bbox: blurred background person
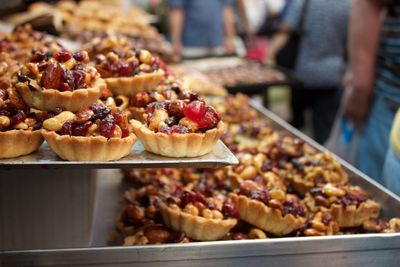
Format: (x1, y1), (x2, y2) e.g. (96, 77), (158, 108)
(344, 0), (400, 186)
(267, 0), (351, 144)
(168, 0), (236, 60)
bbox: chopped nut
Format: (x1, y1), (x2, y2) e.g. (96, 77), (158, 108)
(211, 210), (224, 220)
(0, 62), (8, 75)
(136, 235), (149, 245)
(270, 189), (286, 201)
(201, 208), (213, 219)
(303, 229), (322, 236)
(24, 118), (37, 127)
(179, 117), (198, 132)
(43, 111), (76, 132)
(0, 116), (10, 130)
(139, 50), (153, 65)
(323, 183), (345, 197)
(106, 52), (119, 62)
(239, 166), (257, 180)
(126, 205), (145, 222)
(149, 109), (168, 131)
(183, 203), (199, 216)
(248, 228), (267, 239)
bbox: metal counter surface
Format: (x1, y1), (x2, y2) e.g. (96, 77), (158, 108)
(3, 102), (400, 267)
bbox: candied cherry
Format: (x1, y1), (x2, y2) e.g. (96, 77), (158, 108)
(72, 70), (86, 89)
(10, 110), (26, 126)
(60, 120), (75, 135)
(30, 52), (45, 62)
(222, 201), (239, 219)
(183, 100), (206, 123)
(99, 114), (116, 138)
(54, 51), (71, 63)
(121, 128), (130, 138)
(72, 121), (93, 136)
(72, 51), (85, 62)
(197, 106), (219, 129)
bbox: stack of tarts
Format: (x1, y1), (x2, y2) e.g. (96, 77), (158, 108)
(14, 49), (136, 161)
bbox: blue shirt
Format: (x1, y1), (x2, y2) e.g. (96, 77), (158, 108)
(375, 0), (400, 100)
(284, 0), (350, 88)
(169, 0), (234, 48)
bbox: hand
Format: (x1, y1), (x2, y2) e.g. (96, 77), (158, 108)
(342, 70), (373, 125)
(224, 38), (235, 55)
(172, 41), (182, 62)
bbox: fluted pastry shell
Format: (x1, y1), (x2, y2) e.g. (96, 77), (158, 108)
(130, 120), (225, 157)
(329, 201), (380, 228)
(230, 193), (306, 236)
(304, 194), (380, 228)
(160, 203), (237, 241)
(15, 78), (106, 112)
(0, 130), (43, 159)
(42, 130), (136, 161)
(105, 70), (164, 96)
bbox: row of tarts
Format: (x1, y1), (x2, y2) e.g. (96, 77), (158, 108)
(114, 94), (400, 245)
(0, 25), (224, 160)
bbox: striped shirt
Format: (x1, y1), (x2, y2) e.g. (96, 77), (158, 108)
(376, 0), (400, 100)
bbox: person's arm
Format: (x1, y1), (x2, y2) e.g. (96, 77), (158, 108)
(223, 4), (236, 54)
(343, 0), (388, 124)
(266, 24), (291, 63)
(169, 5), (184, 60)
(236, 0), (251, 36)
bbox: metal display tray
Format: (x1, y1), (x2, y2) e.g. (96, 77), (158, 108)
(0, 140), (238, 169)
(3, 102), (400, 267)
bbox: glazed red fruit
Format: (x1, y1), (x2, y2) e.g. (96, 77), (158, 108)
(72, 70), (86, 89)
(60, 120), (74, 135)
(183, 100), (206, 123)
(121, 128), (129, 138)
(72, 121), (93, 136)
(222, 202), (240, 219)
(112, 112), (124, 124)
(72, 51), (85, 61)
(118, 62), (134, 76)
(99, 114), (116, 138)
(30, 52), (45, 62)
(41, 62), (63, 89)
(54, 51), (71, 63)
(10, 111), (26, 126)
(197, 107), (219, 129)
(37, 61), (48, 72)
(170, 125), (191, 134)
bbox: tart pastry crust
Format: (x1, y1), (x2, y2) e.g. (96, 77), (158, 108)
(328, 201), (380, 228)
(105, 70), (164, 96)
(160, 203), (237, 241)
(130, 120), (224, 157)
(230, 193), (306, 236)
(16, 78), (106, 112)
(0, 130), (43, 159)
(42, 130), (136, 161)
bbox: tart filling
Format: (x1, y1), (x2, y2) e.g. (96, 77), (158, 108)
(231, 180), (306, 236)
(0, 87), (44, 158)
(42, 103), (136, 161)
(304, 183), (380, 227)
(160, 190), (238, 241)
(16, 50), (105, 111)
(94, 49), (164, 96)
(131, 98), (224, 157)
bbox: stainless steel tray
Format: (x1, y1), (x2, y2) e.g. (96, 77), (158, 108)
(0, 140), (238, 169)
(3, 102), (400, 267)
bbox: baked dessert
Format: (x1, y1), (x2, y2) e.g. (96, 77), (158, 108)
(231, 180), (306, 236)
(304, 183), (380, 227)
(362, 217), (400, 233)
(130, 98), (224, 157)
(0, 87), (43, 158)
(160, 190), (238, 241)
(16, 50), (106, 112)
(41, 103), (136, 161)
(94, 49), (164, 96)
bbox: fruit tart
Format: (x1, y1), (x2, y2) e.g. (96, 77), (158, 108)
(362, 217), (400, 233)
(41, 103), (136, 161)
(94, 49), (164, 96)
(16, 50), (106, 112)
(129, 85), (197, 121)
(160, 189), (238, 241)
(0, 87), (44, 158)
(230, 180), (306, 236)
(130, 98), (224, 157)
(304, 183), (380, 227)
